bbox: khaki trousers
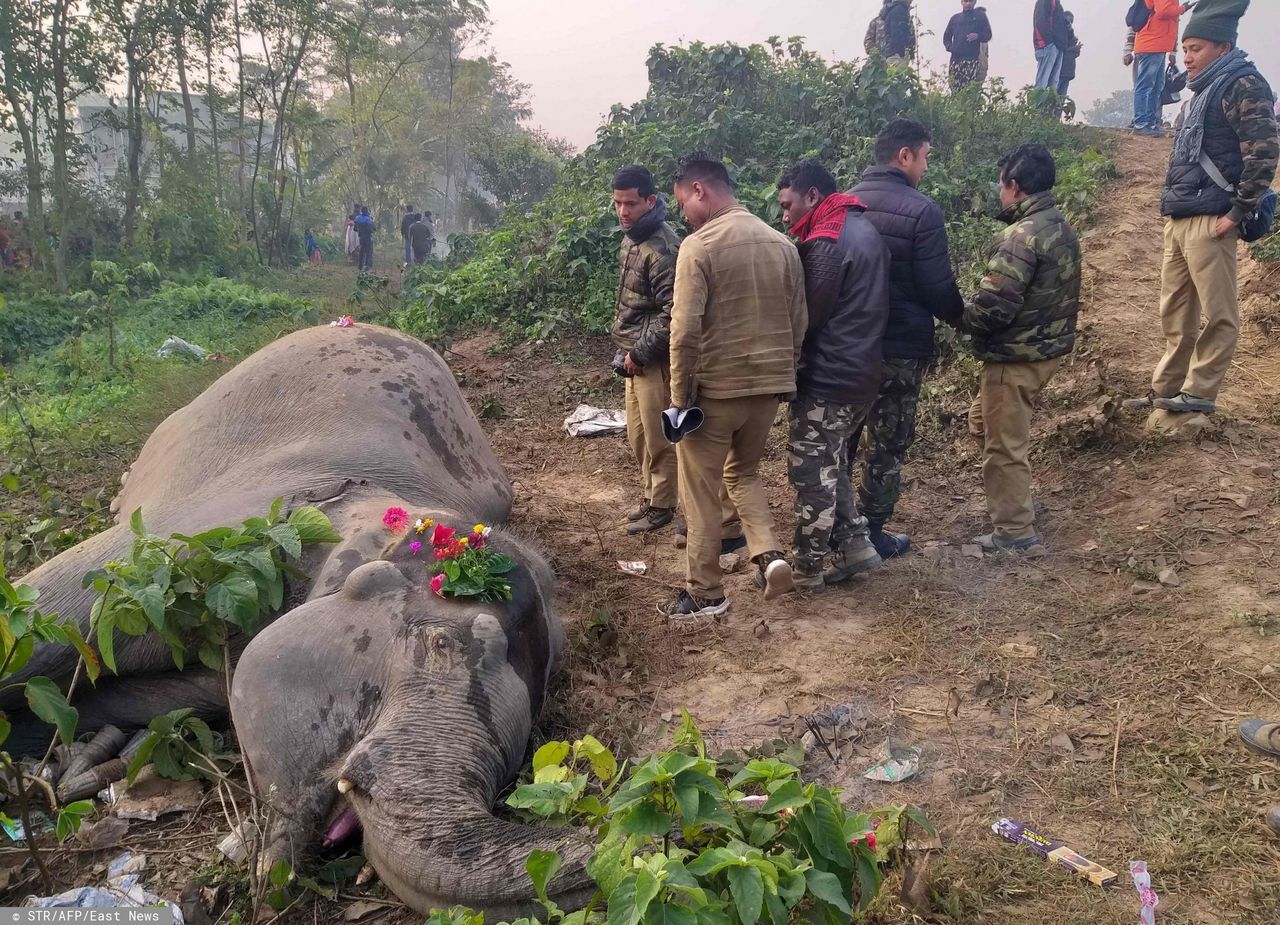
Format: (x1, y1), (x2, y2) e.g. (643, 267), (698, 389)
(968, 358), (1061, 542)
(676, 395), (781, 598)
(624, 364), (678, 510)
(1152, 215), (1240, 401)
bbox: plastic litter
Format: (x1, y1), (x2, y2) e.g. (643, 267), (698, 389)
(564, 404), (626, 438)
(23, 851), (184, 922)
(862, 739), (923, 783)
(991, 817), (1117, 887)
(1130, 860), (1159, 924)
(618, 560), (648, 576)
(156, 336), (208, 361)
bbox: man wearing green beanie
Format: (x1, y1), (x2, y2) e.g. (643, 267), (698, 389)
(1127, 0), (1278, 416)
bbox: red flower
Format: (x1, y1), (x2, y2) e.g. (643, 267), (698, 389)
(430, 573), (445, 596)
(431, 523), (456, 546)
(382, 507), (410, 531)
(866, 832), (877, 851)
(434, 539), (466, 561)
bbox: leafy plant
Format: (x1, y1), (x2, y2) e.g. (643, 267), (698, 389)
(84, 499), (341, 674)
(125, 707), (237, 784)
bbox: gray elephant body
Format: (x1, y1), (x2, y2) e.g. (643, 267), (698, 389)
(7, 325), (590, 912)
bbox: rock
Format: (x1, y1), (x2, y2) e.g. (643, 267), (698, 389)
(922, 546), (946, 561)
(960, 544), (984, 559)
(719, 552), (743, 573)
(998, 643), (1038, 659)
(1252, 464), (1274, 479)
(1050, 733), (1075, 753)
(1157, 568), (1182, 588)
(1131, 580), (1163, 595)
(1145, 409), (1215, 439)
(1182, 550), (1214, 567)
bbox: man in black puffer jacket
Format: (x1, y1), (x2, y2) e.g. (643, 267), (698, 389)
(778, 159), (890, 592)
(850, 119), (964, 559)
(611, 165), (683, 534)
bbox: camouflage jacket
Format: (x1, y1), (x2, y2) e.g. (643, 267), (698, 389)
(612, 197), (680, 368)
(1163, 67), (1279, 222)
(962, 192), (1081, 364)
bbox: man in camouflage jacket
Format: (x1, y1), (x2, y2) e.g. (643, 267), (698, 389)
(1127, 0), (1278, 415)
(611, 165), (682, 534)
(962, 144), (1081, 554)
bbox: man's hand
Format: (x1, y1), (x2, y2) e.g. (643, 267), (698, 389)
(1124, 53), (1134, 66)
(1169, 52), (1178, 65)
(623, 352), (641, 375)
(1213, 216), (1240, 239)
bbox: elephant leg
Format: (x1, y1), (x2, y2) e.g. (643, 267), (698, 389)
(4, 669), (228, 756)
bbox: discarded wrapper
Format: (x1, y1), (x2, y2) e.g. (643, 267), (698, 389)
(564, 404), (627, 438)
(1130, 860), (1158, 925)
(862, 739), (922, 783)
(991, 818), (1117, 887)
(618, 560), (648, 576)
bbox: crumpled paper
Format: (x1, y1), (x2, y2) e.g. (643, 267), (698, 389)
(155, 336), (208, 361)
(564, 404), (626, 438)
(862, 739), (923, 783)
(23, 851), (184, 923)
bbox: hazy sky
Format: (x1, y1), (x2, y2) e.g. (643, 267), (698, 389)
(484, 0), (1280, 149)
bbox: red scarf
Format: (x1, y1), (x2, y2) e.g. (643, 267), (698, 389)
(789, 193), (866, 243)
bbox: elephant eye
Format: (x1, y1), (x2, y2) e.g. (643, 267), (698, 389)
(434, 635), (450, 651)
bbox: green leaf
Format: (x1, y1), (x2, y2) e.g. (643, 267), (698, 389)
(207, 575), (261, 632)
(607, 874), (640, 925)
(287, 507), (342, 544)
(727, 865), (764, 925)
(126, 732), (159, 784)
(0, 714), (10, 748)
(61, 622), (101, 683)
(644, 904), (696, 925)
(267, 524), (302, 559)
(25, 677), (79, 746)
(619, 801), (674, 837)
(1, 474), (18, 492)
(533, 740), (570, 773)
(526, 849), (562, 902)
(575, 734), (618, 781)
(94, 605), (118, 674)
(269, 858), (293, 889)
(633, 868), (662, 923)
(760, 780), (807, 815)
(134, 584), (167, 630)
(129, 507), (145, 537)
(269, 497), (284, 523)
(803, 870), (851, 916)
(852, 851), (881, 912)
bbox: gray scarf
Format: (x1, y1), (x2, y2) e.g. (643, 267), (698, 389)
(625, 194), (668, 243)
(1173, 48), (1252, 164)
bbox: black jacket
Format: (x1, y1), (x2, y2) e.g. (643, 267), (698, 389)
(1033, 0), (1069, 50)
(849, 167), (964, 359)
(944, 8), (992, 61)
(795, 204), (890, 406)
(883, 1), (916, 58)
(400, 211), (421, 239)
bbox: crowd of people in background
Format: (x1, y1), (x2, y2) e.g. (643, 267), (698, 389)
(0, 211), (31, 270)
(336, 203), (436, 272)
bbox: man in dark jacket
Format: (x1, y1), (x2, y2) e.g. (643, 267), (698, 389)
(611, 165), (683, 534)
(1033, 0), (1070, 90)
(944, 0), (993, 90)
(879, 0), (916, 62)
(962, 144), (1081, 554)
(354, 206), (375, 271)
(850, 119), (964, 560)
(778, 159), (890, 592)
(1057, 10), (1083, 103)
(1127, 0), (1278, 416)
(409, 213), (434, 264)
(400, 204), (421, 266)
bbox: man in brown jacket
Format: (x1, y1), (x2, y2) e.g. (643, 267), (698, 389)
(663, 152), (807, 620)
(611, 165), (682, 534)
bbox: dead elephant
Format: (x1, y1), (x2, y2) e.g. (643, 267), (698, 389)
(5, 324), (591, 915)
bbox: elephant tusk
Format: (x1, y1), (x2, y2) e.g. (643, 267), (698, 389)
(337, 777), (354, 794)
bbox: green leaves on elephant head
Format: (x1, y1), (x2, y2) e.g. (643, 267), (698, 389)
(24, 677), (78, 746)
(89, 499), (342, 675)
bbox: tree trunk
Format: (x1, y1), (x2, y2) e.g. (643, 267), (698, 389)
(122, 43), (144, 245)
(205, 38), (223, 204)
(173, 24), (199, 173)
(232, 0), (247, 212)
(48, 0), (72, 292)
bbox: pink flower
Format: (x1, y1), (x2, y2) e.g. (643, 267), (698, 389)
(431, 523), (456, 546)
(382, 507), (410, 531)
(410, 541), (422, 556)
(330, 315), (354, 328)
(430, 573), (445, 597)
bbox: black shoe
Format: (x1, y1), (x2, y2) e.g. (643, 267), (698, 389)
(627, 507), (674, 535)
(869, 528), (911, 559)
(658, 590), (729, 620)
(720, 535), (747, 556)
(1153, 392), (1216, 414)
(1122, 391), (1156, 412)
(626, 500), (651, 523)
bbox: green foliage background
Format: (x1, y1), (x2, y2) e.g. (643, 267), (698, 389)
(394, 40), (1115, 346)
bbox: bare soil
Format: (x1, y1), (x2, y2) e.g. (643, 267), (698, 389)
(5, 133), (1279, 923)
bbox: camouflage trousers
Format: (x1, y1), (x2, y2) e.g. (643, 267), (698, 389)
(788, 393), (873, 574)
(853, 357), (929, 529)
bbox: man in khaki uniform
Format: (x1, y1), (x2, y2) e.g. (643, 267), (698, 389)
(610, 165), (681, 534)
(962, 144), (1081, 554)
(663, 152), (807, 620)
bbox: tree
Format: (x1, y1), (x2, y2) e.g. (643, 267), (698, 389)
(1085, 89), (1134, 129)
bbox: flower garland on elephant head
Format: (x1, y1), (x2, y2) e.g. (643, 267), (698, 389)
(382, 506), (515, 602)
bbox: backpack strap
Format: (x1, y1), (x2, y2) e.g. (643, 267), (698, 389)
(1198, 150), (1236, 194)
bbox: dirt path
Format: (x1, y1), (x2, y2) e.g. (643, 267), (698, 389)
(454, 132), (1280, 924)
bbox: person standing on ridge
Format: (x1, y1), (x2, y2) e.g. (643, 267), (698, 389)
(1058, 10), (1084, 107)
(664, 152), (806, 619)
(354, 206), (376, 271)
(850, 119), (964, 561)
(944, 0), (993, 91)
(1126, 0), (1279, 416)
(868, 0), (916, 65)
(610, 165), (682, 536)
(777, 159), (890, 593)
(1133, 0), (1193, 137)
(1032, 0), (1070, 91)
(400, 204), (422, 266)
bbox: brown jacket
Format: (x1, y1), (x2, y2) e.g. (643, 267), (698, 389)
(669, 204), (808, 408)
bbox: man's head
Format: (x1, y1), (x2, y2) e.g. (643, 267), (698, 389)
(997, 144), (1056, 210)
(961, 0), (976, 10)
(612, 164), (658, 231)
(874, 118), (932, 188)
(360, 206), (370, 216)
(424, 211), (432, 220)
(1182, 37), (1234, 77)
(672, 151), (735, 231)
(406, 204), (416, 213)
(776, 158), (838, 230)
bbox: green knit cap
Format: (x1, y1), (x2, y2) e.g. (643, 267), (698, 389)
(1184, 0), (1250, 46)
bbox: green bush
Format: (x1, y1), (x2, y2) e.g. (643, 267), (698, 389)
(396, 41), (1112, 345)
